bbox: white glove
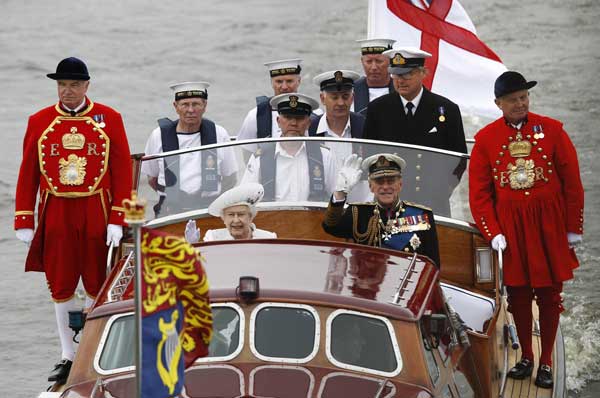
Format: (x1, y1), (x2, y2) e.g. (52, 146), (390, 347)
(106, 224), (123, 247)
(335, 154), (363, 193)
(567, 232), (582, 248)
(491, 234), (507, 251)
(185, 220), (201, 244)
(16, 228), (34, 246)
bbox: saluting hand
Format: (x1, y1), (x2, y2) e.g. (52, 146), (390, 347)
(185, 219), (201, 244)
(335, 154), (363, 195)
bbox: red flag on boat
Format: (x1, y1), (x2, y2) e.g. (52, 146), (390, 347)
(140, 227), (212, 397)
(368, 0), (507, 119)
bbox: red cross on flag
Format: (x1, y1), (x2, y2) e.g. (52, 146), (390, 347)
(368, 0), (507, 119)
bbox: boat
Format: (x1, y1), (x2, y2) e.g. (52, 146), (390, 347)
(38, 136), (566, 397)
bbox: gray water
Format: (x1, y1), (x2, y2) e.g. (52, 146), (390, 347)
(0, 0), (598, 396)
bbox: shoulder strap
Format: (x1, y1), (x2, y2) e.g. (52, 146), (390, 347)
(349, 112), (365, 138)
(306, 142), (327, 201)
(256, 96), (273, 138)
(259, 145), (276, 200)
(308, 114), (323, 136)
(353, 77), (369, 116)
(158, 118), (179, 187)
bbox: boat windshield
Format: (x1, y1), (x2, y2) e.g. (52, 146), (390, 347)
(136, 137), (471, 222)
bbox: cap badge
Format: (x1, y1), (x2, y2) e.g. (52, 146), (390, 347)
(375, 155), (391, 168)
(289, 95), (298, 108)
(393, 53), (406, 66)
(334, 70), (343, 83)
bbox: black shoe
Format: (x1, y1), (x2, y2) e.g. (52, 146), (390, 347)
(48, 359), (72, 384)
(507, 358), (534, 380)
(535, 364), (553, 389)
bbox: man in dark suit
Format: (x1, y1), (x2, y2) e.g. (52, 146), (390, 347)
(363, 47), (467, 154)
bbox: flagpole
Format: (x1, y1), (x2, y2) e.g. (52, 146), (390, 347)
(123, 191), (146, 398)
(367, 0), (375, 37)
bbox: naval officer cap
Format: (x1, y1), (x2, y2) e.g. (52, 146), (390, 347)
(47, 57), (90, 81)
(356, 38), (396, 55)
(384, 47), (431, 75)
(269, 93), (319, 116)
(313, 70), (360, 92)
(170, 81), (210, 101)
(264, 58), (302, 78)
(208, 183), (265, 218)
(494, 71), (537, 99)
(362, 153), (406, 180)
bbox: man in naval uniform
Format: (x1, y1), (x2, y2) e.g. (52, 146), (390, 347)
(469, 71), (584, 388)
(237, 59), (303, 142)
(363, 47), (467, 154)
(240, 93), (337, 202)
(184, 182), (277, 242)
(310, 69), (370, 202)
(322, 153), (440, 266)
(142, 82), (238, 216)
(14, 57), (132, 383)
(354, 38), (396, 115)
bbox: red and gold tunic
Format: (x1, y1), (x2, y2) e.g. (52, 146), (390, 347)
(14, 98), (132, 300)
(469, 112), (584, 287)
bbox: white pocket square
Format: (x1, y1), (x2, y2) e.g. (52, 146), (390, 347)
(428, 126), (438, 133)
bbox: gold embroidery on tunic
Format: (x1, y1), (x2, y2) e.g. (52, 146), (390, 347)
(59, 154), (87, 185)
(507, 158), (535, 190)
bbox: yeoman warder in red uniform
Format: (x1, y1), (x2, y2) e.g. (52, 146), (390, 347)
(469, 71), (584, 389)
(14, 57), (132, 384)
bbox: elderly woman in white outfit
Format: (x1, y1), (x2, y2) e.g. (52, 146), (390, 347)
(185, 182), (277, 242)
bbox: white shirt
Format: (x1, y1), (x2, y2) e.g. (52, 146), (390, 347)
(141, 122), (238, 195)
(237, 106), (282, 141)
(314, 113), (353, 169)
(399, 87), (424, 115)
(241, 142), (337, 201)
(368, 86), (390, 103)
(204, 226), (277, 241)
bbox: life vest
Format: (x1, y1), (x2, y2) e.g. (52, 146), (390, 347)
(353, 76), (395, 116)
(255, 96), (273, 138)
(157, 117), (218, 192)
(307, 112), (365, 138)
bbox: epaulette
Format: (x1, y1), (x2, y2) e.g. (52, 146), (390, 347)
(403, 201), (432, 211)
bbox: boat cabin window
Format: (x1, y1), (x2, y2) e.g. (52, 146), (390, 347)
(326, 310), (402, 377)
(95, 304), (244, 374)
(250, 303), (320, 363)
(318, 373), (397, 398)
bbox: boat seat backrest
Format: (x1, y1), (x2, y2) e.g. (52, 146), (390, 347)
(440, 283), (495, 333)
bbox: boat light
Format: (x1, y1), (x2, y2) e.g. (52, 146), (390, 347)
(68, 309), (87, 343)
(475, 247), (494, 283)
(238, 276), (259, 301)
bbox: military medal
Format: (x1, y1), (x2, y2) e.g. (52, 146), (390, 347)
(93, 114), (106, 128)
(438, 106), (446, 122)
(533, 125), (544, 140)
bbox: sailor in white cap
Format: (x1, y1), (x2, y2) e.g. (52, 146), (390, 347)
(240, 93), (337, 202)
(141, 81), (238, 216)
(322, 153), (440, 265)
(185, 183), (276, 242)
(237, 58), (303, 143)
(354, 38), (396, 115)
(362, 47), (467, 154)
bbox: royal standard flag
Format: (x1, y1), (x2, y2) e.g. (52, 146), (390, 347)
(141, 227), (212, 397)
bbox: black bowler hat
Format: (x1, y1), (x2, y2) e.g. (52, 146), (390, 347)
(494, 71), (536, 98)
(47, 57), (90, 81)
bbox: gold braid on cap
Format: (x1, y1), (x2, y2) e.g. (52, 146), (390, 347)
(352, 206), (381, 247)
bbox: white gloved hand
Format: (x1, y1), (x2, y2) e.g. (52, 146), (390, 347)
(491, 234), (507, 251)
(16, 228), (34, 246)
(335, 154), (363, 193)
(106, 224), (123, 247)
(567, 232), (582, 248)
(185, 219), (201, 244)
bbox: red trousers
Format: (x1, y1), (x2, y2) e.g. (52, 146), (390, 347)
(507, 283), (563, 366)
(39, 195), (109, 301)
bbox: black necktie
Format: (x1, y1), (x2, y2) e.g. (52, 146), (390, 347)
(406, 102), (414, 120)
